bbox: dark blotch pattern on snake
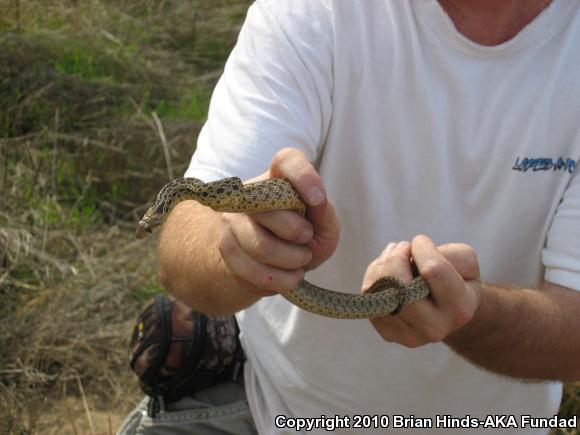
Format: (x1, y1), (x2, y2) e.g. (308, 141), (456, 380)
(137, 177), (430, 319)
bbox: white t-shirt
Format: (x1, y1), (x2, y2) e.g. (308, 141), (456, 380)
(185, 1), (580, 433)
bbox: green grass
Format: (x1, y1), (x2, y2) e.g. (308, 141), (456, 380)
(0, 1), (251, 432)
(56, 48), (113, 80)
(154, 85), (212, 122)
(132, 278), (166, 302)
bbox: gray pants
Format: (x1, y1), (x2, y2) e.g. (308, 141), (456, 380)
(117, 380), (258, 435)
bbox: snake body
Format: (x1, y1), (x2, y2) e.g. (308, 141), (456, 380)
(137, 177), (430, 319)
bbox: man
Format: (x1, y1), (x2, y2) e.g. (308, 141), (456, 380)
(119, 0), (580, 433)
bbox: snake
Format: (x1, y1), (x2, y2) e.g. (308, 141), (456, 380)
(136, 177), (430, 319)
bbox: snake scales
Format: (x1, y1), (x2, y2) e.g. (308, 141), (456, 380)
(136, 177), (430, 319)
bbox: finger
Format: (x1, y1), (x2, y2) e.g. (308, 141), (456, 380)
(367, 242), (444, 342)
(247, 149), (340, 271)
(229, 214), (312, 270)
(251, 210), (314, 244)
(396, 299), (451, 344)
(362, 241), (413, 291)
(269, 148), (326, 207)
(411, 235), (473, 320)
(305, 199), (341, 268)
(361, 242), (432, 346)
(369, 316), (428, 348)
(437, 243), (480, 279)
(218, 225), (305, 296)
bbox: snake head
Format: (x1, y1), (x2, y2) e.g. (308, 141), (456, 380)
(136, 178), (195, 239)
(136, 205), (164, 239)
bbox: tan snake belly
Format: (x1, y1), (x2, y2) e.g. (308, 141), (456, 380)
(136, 177), (430, 319)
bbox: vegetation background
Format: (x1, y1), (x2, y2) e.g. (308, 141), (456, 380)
(0, 0), (578, 434)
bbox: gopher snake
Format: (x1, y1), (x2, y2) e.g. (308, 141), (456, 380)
(136, 177), (430, 319)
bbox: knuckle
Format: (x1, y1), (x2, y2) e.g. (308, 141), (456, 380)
(286, 219), (308, 242)
(219, 212), (234, 227)
(458, 243), (474, 255)
(451, 243), (479, 274)
(252, 234), (274, 258)
(378, 330), (396, 342)
(271, 148), (318, 189)
(301, 248), (313, 265)
(371, 255), (395, 271)
(451, 303), (474, 327)
(220, 212), (246, 234)
(368, 258), (382, 271)
(374, 253), (389, 266)
(464, 246), (479, 272)
(422, 326), (446, 343)
(218, 232), (237, 258)
(396, 241), (411, 251)
(421, 259), (448, 281)
(371, 321), (396, 342)
(400, 334), (425, 349)
(271, 147), (302, 169)
(294, 164), (317, 184)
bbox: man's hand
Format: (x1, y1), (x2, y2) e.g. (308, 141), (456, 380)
(363, 236), (580, 381)
(363, 235), (481, 347)
(218, 147), (341, 297)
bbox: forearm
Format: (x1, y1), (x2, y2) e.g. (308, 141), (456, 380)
(445, 282), (580, 382)
(157, 200), (260, 315)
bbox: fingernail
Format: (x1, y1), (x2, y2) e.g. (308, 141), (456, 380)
(303, 250), (313, 264)
(306, 186), (324, 206)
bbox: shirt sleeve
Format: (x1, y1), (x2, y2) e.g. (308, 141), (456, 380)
(184, 0), (334, 182)
(543, 165), (580, 290)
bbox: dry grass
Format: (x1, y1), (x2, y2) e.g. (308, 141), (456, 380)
(0, 1), (578, 434)
(0, 0), (249, 432)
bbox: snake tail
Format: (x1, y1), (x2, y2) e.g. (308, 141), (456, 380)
(283, 276), (429, 319)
